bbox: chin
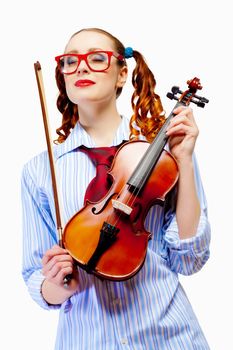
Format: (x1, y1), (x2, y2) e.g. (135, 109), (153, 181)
(67, 85), (116, 106)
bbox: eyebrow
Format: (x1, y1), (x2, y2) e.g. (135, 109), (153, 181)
(66, 47), (104, 54)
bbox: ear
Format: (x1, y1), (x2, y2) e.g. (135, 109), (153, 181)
(116, 66), (128, 88)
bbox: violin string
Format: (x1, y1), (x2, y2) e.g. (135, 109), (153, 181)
(106, 145), (158, 229)
(104, 144), (150, 227)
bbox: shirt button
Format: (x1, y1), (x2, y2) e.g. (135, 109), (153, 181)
(112, 298), (121, 306)
(121, 338), (128, 345)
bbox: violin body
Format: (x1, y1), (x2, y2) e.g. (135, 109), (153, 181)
(63, 140), (179, 280)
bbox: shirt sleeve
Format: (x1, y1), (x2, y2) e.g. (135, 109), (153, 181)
(163, 154), (211, 275)
(21, 160), (61, 310)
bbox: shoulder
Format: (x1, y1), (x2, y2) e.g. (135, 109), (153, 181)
(21, 149), (50, 185)
(23, 149), (49, 169)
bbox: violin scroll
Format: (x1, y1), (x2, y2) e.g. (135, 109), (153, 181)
(167, 77), (209, 108)
(187, 77), (202, 91)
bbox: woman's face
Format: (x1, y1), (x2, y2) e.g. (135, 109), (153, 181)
(63, 31), (127, 107)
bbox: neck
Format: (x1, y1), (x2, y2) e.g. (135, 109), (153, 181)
(78, 101), (122, 147)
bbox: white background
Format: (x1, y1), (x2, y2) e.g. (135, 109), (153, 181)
(1, 0), (232, 349)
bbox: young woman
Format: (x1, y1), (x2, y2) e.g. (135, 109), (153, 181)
(21, 28), (211, 349)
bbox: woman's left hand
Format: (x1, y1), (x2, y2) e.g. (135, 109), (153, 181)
(166, 106), (199, 163)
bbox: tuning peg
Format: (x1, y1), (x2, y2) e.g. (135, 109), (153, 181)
(166, 92), (174, 100)
(166, 92), (179, 101)
(171, 86), (182, 95)
(192, 93), (209, 104)
(190, 98), (206, 108)
(191, 95), (209, 107)
(200, 97), (209, 104)
(196, 101), (205, 108)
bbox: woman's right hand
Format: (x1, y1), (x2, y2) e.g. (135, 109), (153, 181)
(41, 245), (79, 304)
(42, 244), (78, 286)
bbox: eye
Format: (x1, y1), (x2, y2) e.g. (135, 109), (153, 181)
(66, 56), (78, 66)
(60, 55), (78, 68)
(89, 53), (108, 63)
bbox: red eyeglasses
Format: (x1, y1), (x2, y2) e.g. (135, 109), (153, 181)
(55, 51), (124, 75)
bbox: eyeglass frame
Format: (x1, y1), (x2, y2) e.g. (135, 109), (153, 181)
(55, 50), (125, 75)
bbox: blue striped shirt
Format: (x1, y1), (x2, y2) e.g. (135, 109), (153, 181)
(21, 115), (211, 349)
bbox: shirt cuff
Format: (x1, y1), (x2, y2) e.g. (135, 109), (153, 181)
(164, 209), (211, 257)
(27, 270), (61, 310)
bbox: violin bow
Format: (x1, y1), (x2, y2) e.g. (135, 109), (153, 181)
(34, 61), (63, 246)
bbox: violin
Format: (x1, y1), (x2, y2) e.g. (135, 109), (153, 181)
(62, 77), (209, 281)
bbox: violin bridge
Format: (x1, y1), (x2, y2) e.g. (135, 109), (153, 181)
(112, 199), (132, 215)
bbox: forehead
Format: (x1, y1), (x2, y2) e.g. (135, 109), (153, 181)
(65, 31), (115, 53)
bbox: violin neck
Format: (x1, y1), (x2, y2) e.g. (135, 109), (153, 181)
(127, 101), (183, 191)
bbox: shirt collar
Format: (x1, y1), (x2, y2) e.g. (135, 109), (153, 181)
(54, 115), (131, 160)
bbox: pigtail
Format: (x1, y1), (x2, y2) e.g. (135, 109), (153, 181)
(129, 50), (165, 143)
(54, 66), (79, 144)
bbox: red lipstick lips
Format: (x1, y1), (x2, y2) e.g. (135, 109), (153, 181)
(75, 79), (95, 87)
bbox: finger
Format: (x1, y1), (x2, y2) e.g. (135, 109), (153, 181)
(167, 112), (198, 137)
(42, 245), (68, 265)
(173, 106), (193, 116)
(56, 265), (74, 284)
(168, 135), (185, 149)
(166, 123), (191, 136)
(43, 260), (73, 280)
(174, 106), (196, 123)
(42, 253), (74, 273)
(167, 115), (192, 130)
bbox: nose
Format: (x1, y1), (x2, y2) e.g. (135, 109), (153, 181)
(76, 58), (89, 74)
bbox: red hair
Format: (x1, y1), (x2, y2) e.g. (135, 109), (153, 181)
(55, 28), (165, 144)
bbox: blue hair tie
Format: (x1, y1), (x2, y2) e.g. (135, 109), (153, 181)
(124, 47), (134, 59)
